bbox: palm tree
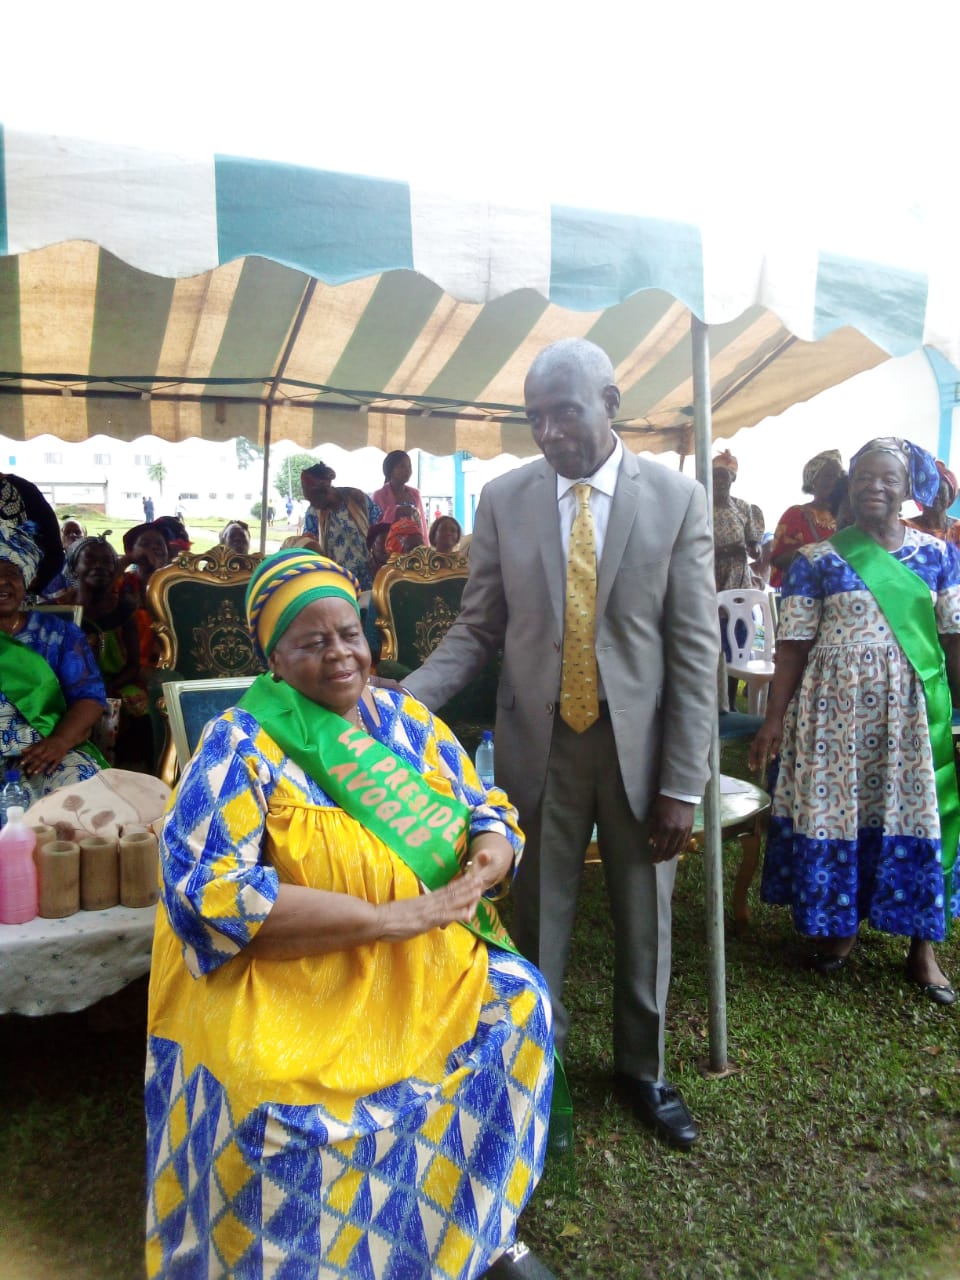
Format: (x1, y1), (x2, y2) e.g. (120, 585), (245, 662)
(146, 460), (167, 495)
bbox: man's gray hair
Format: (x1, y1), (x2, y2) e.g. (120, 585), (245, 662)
(526, 338), (616, 389)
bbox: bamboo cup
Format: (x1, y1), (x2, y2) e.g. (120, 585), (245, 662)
(119, 830), (159, 908)
(38, 840), (81, 918)
(79, 835), (120, 910)
(29, 823), (58, 867)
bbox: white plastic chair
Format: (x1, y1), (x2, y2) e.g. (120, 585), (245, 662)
(718, 588), (776, 715)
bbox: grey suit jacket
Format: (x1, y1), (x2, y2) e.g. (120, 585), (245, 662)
(404, 448), (719, 824)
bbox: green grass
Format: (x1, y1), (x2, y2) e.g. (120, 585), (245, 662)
(1, 738), (958, 1278)
(54, 507), (294, 562)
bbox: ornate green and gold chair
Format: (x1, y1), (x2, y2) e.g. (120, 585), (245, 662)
(372, 546), (499, 755)
(146, 544), (265, 783)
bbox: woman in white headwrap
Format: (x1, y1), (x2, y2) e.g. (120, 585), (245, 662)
(0, 521), (108, 794)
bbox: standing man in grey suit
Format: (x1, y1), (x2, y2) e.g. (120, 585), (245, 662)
(404, 338), (718, 1147)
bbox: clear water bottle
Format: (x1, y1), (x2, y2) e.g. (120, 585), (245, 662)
(0, 806), (38, 923)
(474, 730), (495, 790)
(0, 769), (32, 828)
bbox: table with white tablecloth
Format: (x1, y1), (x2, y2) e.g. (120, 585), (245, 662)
(0, 905), (157, 1016)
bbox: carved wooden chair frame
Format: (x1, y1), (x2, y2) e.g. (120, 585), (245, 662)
(372, 546), (470, 665)
(145, 544), (264, 783)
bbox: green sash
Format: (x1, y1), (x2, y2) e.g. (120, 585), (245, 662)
(831, 527), (958, 925)
(0, 627), (108, 769)
(238, 674), (573, 1141)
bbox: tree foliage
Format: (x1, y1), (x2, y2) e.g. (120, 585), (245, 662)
(235, 438), (264, 471)
(146, 460), (167, 495)
(274, 453), (322, 501)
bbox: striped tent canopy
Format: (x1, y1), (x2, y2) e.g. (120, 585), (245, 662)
(1, 125), (956, 458)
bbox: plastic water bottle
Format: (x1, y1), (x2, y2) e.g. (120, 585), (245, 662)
(0, 769), (32, 828)
(475, 730), (495, 790)
(0, 806), (38, 924)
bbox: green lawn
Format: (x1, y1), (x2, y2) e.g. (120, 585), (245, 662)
(1, 739), (957, 1279)
(53, 507), (292, 559)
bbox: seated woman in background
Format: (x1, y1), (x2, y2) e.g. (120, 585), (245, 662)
(218, 519), (251, 555)
(59, 535), (153, 766)
(769, 449), (844, 589)
(146, 550), (553, 1279)
(60, 517), (86, 553)
(42, 517), (87, 598)
(430, 513), (463, 554)
(153, 514), (192, 556)
(0, 523), (108, 794)
(904, 458), (960, 546)
(385, 515), (426, 557)
(119, 521), (170, 609)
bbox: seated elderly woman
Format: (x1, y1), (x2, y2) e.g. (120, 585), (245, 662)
(0, 522), (108, 794)
(218, 519), (252, 555)
(146, 550), (554, 1279)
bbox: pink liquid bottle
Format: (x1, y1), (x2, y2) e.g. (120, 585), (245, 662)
(0, 806), (38, 924)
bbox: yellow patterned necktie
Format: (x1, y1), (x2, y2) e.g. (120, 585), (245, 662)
(560, 483), (600, 732)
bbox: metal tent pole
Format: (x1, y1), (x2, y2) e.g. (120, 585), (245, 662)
(259, 403), (272, 554)
(691, 314), (729, 1071)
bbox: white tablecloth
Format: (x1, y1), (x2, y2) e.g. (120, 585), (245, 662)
(0, 904), (157, 1016)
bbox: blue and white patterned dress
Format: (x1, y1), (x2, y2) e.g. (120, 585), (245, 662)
(761, 527), (960, 941)
(304, 494), (383, 590)
(0, 611), (106, 795)
(146, 688), (553, 1280)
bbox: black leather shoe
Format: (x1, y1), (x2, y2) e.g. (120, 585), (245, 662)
(615, 1075), (699, 1148)
(483, 1240), (557, 1278)
(905, 969), (957, 1005)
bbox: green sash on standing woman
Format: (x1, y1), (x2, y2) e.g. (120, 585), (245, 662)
(831, 527), (958, 927)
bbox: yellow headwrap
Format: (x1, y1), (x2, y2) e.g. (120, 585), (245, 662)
(246, 549), (360, 663)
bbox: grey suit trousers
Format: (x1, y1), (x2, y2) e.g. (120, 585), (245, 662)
(510, 710), (676, 1082)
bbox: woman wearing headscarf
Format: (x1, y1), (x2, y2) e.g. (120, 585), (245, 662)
(59, 535), (152, 764)
(120, 521), (171, 607)
(0, 522), (108, 793)
(384, 515), (426, 558)
(218, 519), (251, 555)
(768, 449), (845, 589)
(146, 549), (554, 1279)
(0, 473), (64, 595)
(711, 450), (765, 591)
(40, 518), (88, 599)
(371, 449), (428, 534)
(750, 438), (960, 1003)
(905, 458), (960, 546)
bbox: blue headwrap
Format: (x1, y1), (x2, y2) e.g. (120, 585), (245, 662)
(849, 438), (940, 507)
(0, 520), (43, 585)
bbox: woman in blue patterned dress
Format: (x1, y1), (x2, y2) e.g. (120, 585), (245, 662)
(0, 522), (107, 795)
(751, 438), (960, 1004)
(146, 550), (553, 1279)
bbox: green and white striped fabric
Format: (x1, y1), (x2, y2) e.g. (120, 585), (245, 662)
(0, 126), (951, 454)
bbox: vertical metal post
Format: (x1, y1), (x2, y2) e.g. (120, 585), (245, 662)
(691, 314), (729, 1071)
(259, 405), (272, 555)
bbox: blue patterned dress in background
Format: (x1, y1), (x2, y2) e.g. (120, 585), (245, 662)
(0, 611), (106, 794)
(304, 492), (383, 590)
(761, 527), (960, 941)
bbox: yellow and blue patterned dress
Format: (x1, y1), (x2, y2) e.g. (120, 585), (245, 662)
(145, 688), (553, 1280)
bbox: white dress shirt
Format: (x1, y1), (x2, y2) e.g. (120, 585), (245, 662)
(554, 433), (700, 805)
